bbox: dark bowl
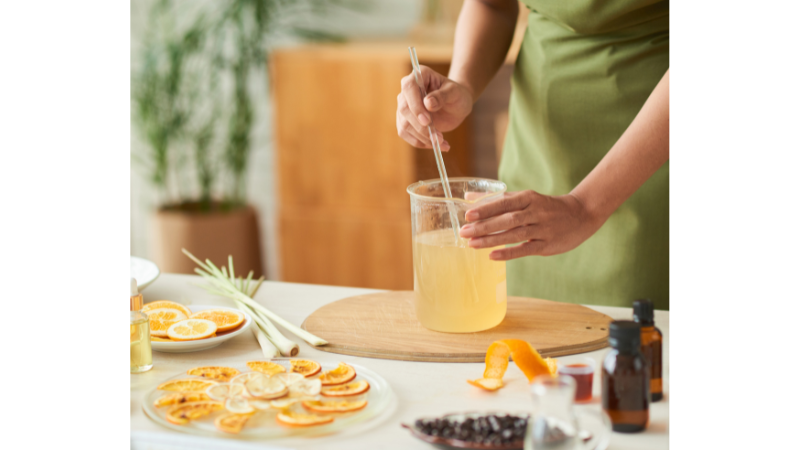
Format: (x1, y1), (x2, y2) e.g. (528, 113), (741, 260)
(402, 412), (529, 450)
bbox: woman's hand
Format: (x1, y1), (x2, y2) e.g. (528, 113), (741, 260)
(396, 65), (474, 151)
(458, 190), (606, 261)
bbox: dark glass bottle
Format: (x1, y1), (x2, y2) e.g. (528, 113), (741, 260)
(602, 320), (650, 433)
(633, 299), (663, 402)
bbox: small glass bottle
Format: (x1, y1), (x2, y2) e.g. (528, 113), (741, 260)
(633, 299), (663, 402)
(130, 278), (153, 373)
(602, 320), (649, 433)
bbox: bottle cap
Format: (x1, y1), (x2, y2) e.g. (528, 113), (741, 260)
(130, 278), (143, 311)
(608, 320), (641, 349)
(633, 299), (654, 325)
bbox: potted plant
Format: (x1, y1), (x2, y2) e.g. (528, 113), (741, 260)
(132, 0), (353, 276)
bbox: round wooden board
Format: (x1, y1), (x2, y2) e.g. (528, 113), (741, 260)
(302, 291), (612, 362)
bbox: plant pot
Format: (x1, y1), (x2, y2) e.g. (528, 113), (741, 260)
(151, 204), (264, 277)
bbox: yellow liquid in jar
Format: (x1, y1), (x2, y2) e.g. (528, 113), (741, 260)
(130, 316), (153, 373)
(413, 229), (507, 332)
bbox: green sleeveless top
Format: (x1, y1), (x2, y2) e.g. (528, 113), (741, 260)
(498, 0), (669, 310)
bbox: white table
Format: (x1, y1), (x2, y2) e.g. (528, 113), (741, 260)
(131, 274), (669, 449)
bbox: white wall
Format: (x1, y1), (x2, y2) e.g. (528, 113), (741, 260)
(130, 0), (423, 280)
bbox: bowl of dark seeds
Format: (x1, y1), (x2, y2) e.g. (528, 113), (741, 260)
(402, 412), (529, 449)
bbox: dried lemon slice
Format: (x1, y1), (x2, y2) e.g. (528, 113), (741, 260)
(215, 413), (253, 434)
(302, 399), (368, 413)
(143, 300), (193, 318)
(153, 392), (210, 408)
(225, 396), (255, 414)
(318, 363), (357, 386)
(246, 361), (286, 376)
(165, 401), (224, 425)
(190, 309), (245, 332)
(167, 319), (217, 341)
(248, 399), (274, 410)
(245, 374), (288, 399)
(468, 339), (558, 391)
(274, 373), (305, 386)
(187, 366), (240, 382)
(146, 308), (188, 337)
(290, 360), (321, 377)
(158, 378), (218, 392)
(231, 372), (266, 386)
(289, 378), (321, 397)
(320, 380), (370, 397)
(276, 410), (334, 427)
(206, 383), (246, 401)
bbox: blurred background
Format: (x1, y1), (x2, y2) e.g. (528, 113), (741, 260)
(131, 0), (527, 289)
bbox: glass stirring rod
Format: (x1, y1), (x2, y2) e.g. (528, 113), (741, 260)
(408, 47), (461, 242)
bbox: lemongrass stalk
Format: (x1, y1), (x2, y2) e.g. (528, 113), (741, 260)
(251, 325), (280, 357)
(249, 276), (265, 297)
(243, 270), (254, 296)
(183, 249), (328, 347)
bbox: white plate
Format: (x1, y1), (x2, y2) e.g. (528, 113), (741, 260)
(131, 256), (160, 291)
(142, 361), (396, 439)
(150, 305), (252, 353)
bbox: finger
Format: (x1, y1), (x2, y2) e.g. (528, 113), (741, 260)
(400, 102), (443, 141)
(468, 225), (539, 249)
(401, 74), (432, 127)
(424, 83), (458, 112)
(489, 240), (546, 261)
(465, 192), (532, 222)
(400, 129), (430, 148)
(397, 111), (434, 145)
(460, 211), (529, 238)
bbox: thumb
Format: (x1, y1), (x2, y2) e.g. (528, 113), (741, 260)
(424, 83), (459, 112)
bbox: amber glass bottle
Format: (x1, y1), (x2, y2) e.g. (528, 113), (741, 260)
(633, 299), (663, 402)
(602, 320), (649, 433)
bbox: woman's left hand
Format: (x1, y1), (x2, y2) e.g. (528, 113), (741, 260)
(459, 190), (605, 261)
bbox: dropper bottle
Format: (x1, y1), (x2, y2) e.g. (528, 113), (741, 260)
(130, 278), (143, 311)
(130, 278), (153, 373)
(633, 299), (663, 402)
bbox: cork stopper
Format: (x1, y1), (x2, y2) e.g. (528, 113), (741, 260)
(130, 278), (143, 311)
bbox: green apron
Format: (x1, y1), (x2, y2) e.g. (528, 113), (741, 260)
(498, 0), (669, 310)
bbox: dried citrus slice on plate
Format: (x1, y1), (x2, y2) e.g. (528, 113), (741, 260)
(246, 361), (286, 376)
(321, 379), (370, 397)
(318, 363), (356, 386)
(189, 309), (245, 332)
(206, 383), (246, 401)
(165, 401), (224, 425)
(158, 378), (218, 392)
(167, 319), (217, 341)
(154, 392), (210, 408)
(215, 412), (253, 434)
(231, 372), (266, 386)
(289, 378), (321, 397)
(290, 359), (321, 377)
(187, 366), (240, 382)
(269, 397), (312, 409)
(146, 308), (188, 337)
(302, 399), (368, 413)
(143, 300), (192, 318)
(468, 339), (557, 391)
(225, 396), (255, 414)
(276, 410), (334, 428)
(274, 372), (305, 386)
(245, 374), (288, 399)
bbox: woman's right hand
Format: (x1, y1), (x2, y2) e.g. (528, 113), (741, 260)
(396, 65), (474, 151)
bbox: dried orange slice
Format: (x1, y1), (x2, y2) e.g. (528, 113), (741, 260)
(147, 308), (188, 337)
(276, 410), (334, 428)
(150, 336), (173, 342)
(468, 339), (558, 391)
(167, 319), (217, 341)
(215, 413), (253, 434)
(187, 366), (240, 382)
(143, 300), (192, 318)
(321, 379), (370, 397)
(302, 399), (368, 413)
(153, 392), (210, 408)
(190, 309), (245, 332)
(245, 374), (288, 399)
(165, 401), (223, 425)
(158, 378), (218, 392)
(290, 359), (321, 377)
(318, 363), (356, 386)
(246, 361), (286, 376)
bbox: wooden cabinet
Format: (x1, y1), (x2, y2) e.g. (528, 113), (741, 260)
(271, 43), (474, 289)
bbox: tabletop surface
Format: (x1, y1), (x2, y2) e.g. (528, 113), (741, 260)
(131, 274), (669, 450)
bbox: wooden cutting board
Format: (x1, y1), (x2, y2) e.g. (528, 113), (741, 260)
(302, 291), (613, 362)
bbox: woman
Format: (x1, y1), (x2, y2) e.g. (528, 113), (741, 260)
(396, 0), (669, 310)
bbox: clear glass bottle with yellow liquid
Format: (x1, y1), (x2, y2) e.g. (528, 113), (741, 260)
(407, 178), (508, 333)
(130, 278), (153, 373)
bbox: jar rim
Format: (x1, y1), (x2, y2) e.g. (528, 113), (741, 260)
(406, 177), (507, 204)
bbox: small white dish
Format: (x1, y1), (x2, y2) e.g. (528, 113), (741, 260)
(150, 305), (252, 353)
(131, 256), (160, 291)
